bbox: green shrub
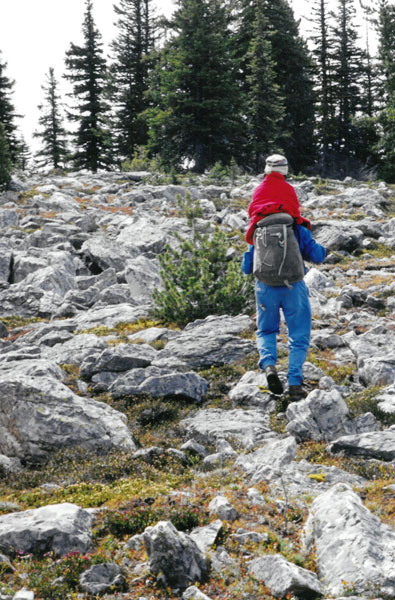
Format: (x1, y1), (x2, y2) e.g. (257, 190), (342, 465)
(153, 227), (253, 327)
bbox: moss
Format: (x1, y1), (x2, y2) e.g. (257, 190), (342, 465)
(345, 387), (395, 427)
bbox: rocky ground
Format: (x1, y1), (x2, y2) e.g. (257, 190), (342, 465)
(0, 168), (394, 600)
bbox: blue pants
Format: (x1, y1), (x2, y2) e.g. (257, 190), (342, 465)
(255, 280), (311, 385)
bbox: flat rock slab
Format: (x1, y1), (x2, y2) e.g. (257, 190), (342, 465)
(303, 483), (395, 597)
(328, 429), (395, 461)
(180, 409), (272, 449)
(0, 503), (94, 557)
(73, 303), (151, 331)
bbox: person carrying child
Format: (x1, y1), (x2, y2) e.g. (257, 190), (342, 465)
(242, 154), (326, 401)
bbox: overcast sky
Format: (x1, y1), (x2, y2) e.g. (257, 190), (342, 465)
(1, 0), (374, 152)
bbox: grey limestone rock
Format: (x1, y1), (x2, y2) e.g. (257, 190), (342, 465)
(208, 496), (238, 521)
(138, 371), (208, 402)
(79, 343), (157, 378)
(180, 408), (272, 449)
(73, 303), (150, 331)
(249, 554), (323, 598)
(0, 503), (94, 557)
(182, 586), (213, 600)
(228, 370), (275, 410)
(286, 389), (380, 442)
(236, 436), (297, 481)
(125, 255), (162, 302)
(313, 222), (364, 252)
(328, 428), (395, 461)
(189, 519), (223, 553)
(143, 520), (209, 589)
(79, 562), (125, 595)
(303, 483), (395, 597)
(0, 372), (136, 460)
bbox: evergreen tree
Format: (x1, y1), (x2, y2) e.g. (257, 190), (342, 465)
(244, 0), (284, 172)
(376, 0), (395, 181)
(264, 0), (317, 173)
(110, 0), (156, 162)
(0, 51), (19, 162)
(0, 121), (12, 191)
(329, 0), (364, 157)
(64, 0), (110, 172)
(310, 0), (336, 175)
(34, 68), (68, 169)
(145, 0), (242, 173)
(14, 135), (31, 171)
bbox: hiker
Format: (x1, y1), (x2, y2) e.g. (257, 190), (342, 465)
(242, 154), (326, 401)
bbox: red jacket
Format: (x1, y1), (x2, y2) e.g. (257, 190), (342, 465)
(245, 172), (311, 245)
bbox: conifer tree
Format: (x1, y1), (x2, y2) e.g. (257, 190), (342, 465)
(145, 0), (242, 173)
(244, 0), (284, 172)
(0, 122), (12, 191)
(329, 0), (364, 157)
(0, 52), (19, 162)
(376, 0), (395, 181)
(64, 0), (110, 172)
(309, 0), (335, 174)
(34, 68), (68, 169)
(14, 135), (31, 171)
(264, 0), (316, 173)
(110, 0), (155, 162)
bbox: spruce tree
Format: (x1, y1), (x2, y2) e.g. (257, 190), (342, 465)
(0, 52), (19, 163)
(34, 68), (68, 169)
(64, 0), (110, 172)
(145, 0), (242, 173)
(310, 0), (336, 175)
(329, 0), (364, 158)
(0, 121), (12, 191)
(244, 0), (284, 172)
(264, 0), (316, 173)
(110, 0), (155, 162)
(376, 0), (395, 181)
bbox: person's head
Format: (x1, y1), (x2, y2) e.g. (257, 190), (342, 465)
(264, 154), (288, 176)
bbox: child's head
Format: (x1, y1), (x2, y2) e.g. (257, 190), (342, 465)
(265, 154), (288, 176)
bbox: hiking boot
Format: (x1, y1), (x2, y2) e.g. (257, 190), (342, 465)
(288, 384), (307, 402)
(264, 365), (284, 395)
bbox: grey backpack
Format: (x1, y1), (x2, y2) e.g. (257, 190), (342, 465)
(253, 213), (305, 287)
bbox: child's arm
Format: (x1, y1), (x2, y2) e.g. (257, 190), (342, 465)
(296, 226), (326, 264)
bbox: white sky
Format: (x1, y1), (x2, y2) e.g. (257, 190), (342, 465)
(0, 0), (375, 152)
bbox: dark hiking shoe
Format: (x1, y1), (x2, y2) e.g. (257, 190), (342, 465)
(288, 384), (307, 402)
(265, 365), (284, 395)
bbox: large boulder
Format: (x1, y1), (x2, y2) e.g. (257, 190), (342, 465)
(328, 429), (395, 461)
(0, 503), (94, 557)
(303, 483), (395, 597)
(125, 255), (162, 303)
(79, 563), (125, 595)
(143, 520), (209, 589)
(0, 372), (136, 461)
(286, 389), (380, 442)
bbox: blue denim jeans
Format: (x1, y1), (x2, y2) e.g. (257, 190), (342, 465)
(255, 280), (312, 385)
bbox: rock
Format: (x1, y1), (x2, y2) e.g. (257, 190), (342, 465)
(0, 372), (136, 460)
(73, 303), (150, 331)
(303, 483), (395, 597)
(189, 520), (223, 553)
(249, 554), (323, 598)
(313, 222), (364, 252)
(79, 343), (157, 378)
(81, 236), (135, 273)
(12, 591), (34, 600)
(305, 267), (335, 291)
(328, 429), (395, 461)
(357, 354), (395, 387)
(138, 371), (208, 402)
(286, 389), (380, 442)
(228, 370), (275, 410)
(180, 408), (272, 449)
(0, 245), (12, 283)
(375, 385), (395, 414)
(0, 503), (94, 557)
(182, 586), (213, 600)
(125, 256), (162, 302)
(79, 562), (125, 595)
(0, 454), (22, 474)
(208, 496), (238, 521)
(236, 436), (297, 481)
(143, 520), (209, 589)
(180, 439), (208, 457)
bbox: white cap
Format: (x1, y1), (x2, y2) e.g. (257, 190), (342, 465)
(265, 154), (288, 175)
